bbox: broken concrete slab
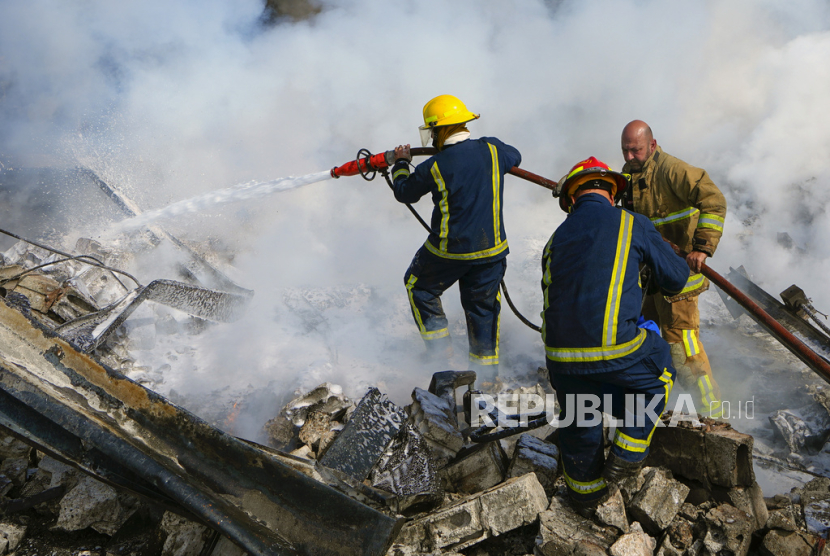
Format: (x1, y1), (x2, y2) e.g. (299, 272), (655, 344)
(440, 442), (506, 495)
(627, 467), (690, 535)
(766, 507), (797, 531)
(0, 521), (26, 553)
(712, 481), (768, 532)
(505, 433), (558, 496)
(596, 486), (629, 534)
(159, 511), (211, 556)
(536, 496), (619, 555)
(371, 423), (442, 514)
(55, 474), (138, 536)
(647, 420), (754, 489)
(699, 504), (753, 556)
(319, 387), (407, 482)
(759, 529), (817, 556)
(704, 426), (755, 488)
(409, 388), (464, 465)
(391, 473), (547, 554)
(609, 522), (655, 556)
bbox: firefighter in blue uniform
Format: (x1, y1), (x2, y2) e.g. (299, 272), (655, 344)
(542, 156), (689, 513)
(390, 95), (521, 381)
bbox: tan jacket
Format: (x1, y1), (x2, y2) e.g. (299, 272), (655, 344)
(622, 146), (726, 299)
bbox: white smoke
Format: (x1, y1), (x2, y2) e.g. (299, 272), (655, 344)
(2, 0), (830, 439)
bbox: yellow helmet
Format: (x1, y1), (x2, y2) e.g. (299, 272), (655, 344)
(419, 95), (480, 147)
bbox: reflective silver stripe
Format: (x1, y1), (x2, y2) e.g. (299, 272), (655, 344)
(682, 329), (700, 357)
(546, 329), (646, 362)
(677, 273), (705, 294)
(698, 213), (724, 232)
(651, 207), (699, 226)
(421, 328), (449, 340)
(603, 212), (634, 346)
(614, 431), (648, 453)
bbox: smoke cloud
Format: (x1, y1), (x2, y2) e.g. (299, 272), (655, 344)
(2, 0), (830, 438)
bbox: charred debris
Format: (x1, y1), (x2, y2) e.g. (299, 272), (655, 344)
(2, 181), (830, 554)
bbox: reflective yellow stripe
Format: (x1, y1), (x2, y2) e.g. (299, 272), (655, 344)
(422, 328), (449, 340)
(603, 212), (634, 346)
(682, 330), (700, 357)
(563, 469), (607, 494)
(614, 430), (649, 453)
(488, 143), (501, 244)
(393, 168), (410, 180)
(470, 290), (500, 364)
(424, 239), (509, 261)
(405, 275), (427, 333)
(654, 368), (674, 442)
(651, 207), (699, 226)
(698, 213), (724, 232)
(676, 273), (705, 295)
(430, 162), (450, 251)
(546, 329), (647, 363)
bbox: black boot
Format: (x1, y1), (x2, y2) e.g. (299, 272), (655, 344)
(602, 452), (644, 484)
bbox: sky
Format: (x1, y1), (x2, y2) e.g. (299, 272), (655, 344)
(2, 0), (830, 437)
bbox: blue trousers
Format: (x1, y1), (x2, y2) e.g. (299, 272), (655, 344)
(404, 245), (506, 365)
(549, 337), (675, 504)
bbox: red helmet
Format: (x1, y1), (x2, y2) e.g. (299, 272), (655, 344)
(553, 156), (629, 212)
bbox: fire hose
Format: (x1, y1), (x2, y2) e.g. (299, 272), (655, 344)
(331, 147), (548, 332)
(331, 148), (830, 386)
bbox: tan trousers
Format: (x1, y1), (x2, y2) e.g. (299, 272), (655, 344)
(642, 293), (722, 417)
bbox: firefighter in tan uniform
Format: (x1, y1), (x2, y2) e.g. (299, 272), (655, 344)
(620, 120), (726, 417)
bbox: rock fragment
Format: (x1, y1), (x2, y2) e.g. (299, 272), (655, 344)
(627, 467), (690, 535)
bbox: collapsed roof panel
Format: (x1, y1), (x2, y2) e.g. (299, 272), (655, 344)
(0, 297), (402, 555)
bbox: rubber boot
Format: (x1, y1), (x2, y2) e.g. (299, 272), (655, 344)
(602, 452), (644, 484)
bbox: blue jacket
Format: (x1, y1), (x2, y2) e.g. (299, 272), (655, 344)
(542, 193), (689, 374)
(392, 137), (521, 263)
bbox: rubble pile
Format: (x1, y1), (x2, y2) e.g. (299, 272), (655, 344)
(0, 433), (237, 555)
(254, 381), (830, 555)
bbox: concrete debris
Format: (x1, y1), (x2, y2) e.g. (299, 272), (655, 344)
(628, 467), (690, 535)
(440, 442), (506, 495)
(319, 387), (407, 481)
(609, 521), (655, 556)
(371, 423), (443, 514)
(505, 433), (559, 496)
(263, 382), (353, 449)
(159, 511), (212, 556)
(647, 415), (754, 488)
(656, 515), (695, 555)
(55, 475), (139, 536)
(0, 457), (27, 489)
(391, 473), (547, 554)
(766, 507), (798, 532)
(759, 529), (817, 556)
(0, 521), (26, 554)
(595, 486), (629, 534)
(769, 408), (830, 454)
(712, 481), (769, 532)
(699, 504), (753, 556)
(536, 495), (619, 555)
(409, 387), (465, 465)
